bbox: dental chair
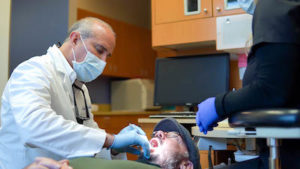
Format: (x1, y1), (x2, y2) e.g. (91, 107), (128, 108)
(228, 108), (300, 169)
(69, 157), (160, 169)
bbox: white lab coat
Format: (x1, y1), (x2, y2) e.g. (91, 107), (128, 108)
(0, 45), (125, 169)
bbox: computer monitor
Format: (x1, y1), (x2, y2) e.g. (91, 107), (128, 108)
(154, 54), (230, 107)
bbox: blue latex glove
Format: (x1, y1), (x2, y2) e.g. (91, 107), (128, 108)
(237, 0), (256, 15)
(196, 97), (219, 134)
(110, 124), (150, 159)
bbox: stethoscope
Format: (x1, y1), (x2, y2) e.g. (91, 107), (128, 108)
(57, 42), (90, 124)
(72, 83), (90, 124)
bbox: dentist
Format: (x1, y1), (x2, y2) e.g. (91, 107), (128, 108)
(0, 17), (150, 169)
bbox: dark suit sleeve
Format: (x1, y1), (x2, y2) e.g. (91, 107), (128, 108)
(289, 5), (300, 36)
(215, 43), (300, 119)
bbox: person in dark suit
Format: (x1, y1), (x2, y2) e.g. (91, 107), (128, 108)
(196, 0), (300, 168)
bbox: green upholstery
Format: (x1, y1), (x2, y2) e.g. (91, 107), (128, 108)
(69, 157), (161, 169)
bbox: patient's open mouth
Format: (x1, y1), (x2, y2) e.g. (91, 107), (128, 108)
(150, 138), (160, 148)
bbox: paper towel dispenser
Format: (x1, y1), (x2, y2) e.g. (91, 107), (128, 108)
(217, 14), (253, 54)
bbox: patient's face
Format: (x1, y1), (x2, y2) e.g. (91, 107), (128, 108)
(148, 130), (189, 168)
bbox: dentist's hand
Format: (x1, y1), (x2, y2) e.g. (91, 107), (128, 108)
(111, 124), (150, 159)
(196, 97), (219, 134)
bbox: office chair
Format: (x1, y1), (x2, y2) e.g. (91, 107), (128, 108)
(228, 108), (300, 169)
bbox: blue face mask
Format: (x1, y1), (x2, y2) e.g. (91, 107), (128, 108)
(238, 0), (256, 15)
(72, 35), (106, 82)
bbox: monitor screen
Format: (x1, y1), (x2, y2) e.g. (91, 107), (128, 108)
(154, 54), (230, 106)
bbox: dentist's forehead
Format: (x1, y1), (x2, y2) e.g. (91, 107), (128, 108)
(92, 22), (115, 53)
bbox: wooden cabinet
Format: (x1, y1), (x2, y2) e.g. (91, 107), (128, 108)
(78, 9), (157, 79)
(152, 0), (215, 48)
(151, 0), (245, 49)
(93, 114), (152, 160)
(154, 0), (212, 24)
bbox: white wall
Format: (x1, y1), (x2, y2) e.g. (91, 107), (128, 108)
(10, 0), (69, 75)
(69, 0), (78, 28)
(0, 0), (11, 125)
(77, 0), (151, 29)
(0, 0), (11, 102)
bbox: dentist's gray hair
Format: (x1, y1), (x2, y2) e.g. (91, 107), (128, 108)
(64, 17), (115, 42)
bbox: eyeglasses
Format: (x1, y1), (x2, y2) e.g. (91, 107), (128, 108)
(151, 131), (181, 139)
(72, 84), (90, 124)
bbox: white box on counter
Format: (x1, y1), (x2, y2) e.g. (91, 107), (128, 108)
(111, 79), (160, 111)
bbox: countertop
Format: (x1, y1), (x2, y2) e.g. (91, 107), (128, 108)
(138, 118), (196, 124)
(92, 111), (162, 116)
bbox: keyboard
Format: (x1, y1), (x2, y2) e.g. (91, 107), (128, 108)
(149, 111), (196, 119)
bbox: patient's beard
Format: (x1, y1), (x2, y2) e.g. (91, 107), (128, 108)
(138, 151), (159, 163)
(160, 153), (181, 169)
(147, 151), (180, 169)
(148, 154), (159, 164)
(147, 137), (181, 168)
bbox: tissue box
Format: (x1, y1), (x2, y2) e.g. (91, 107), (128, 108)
(111, 79), (159, 111)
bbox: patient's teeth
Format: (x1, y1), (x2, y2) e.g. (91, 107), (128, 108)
(150, 138), (159, 148)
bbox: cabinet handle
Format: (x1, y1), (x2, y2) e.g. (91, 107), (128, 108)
(203, 8), (208, 13)
(216, 7), (221, 12)
(226, 18), (231, 24)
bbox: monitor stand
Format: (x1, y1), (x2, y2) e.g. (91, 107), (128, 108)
(149, 106), (196, 118)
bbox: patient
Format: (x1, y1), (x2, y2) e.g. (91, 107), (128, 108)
(25, 118), (200, 169)
(141, 117), (200, 169)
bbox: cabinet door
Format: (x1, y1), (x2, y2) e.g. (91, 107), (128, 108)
(78, 9), (156, 78)
(154, 0), (212, 25)
(213, 0), (245, 16)
(113, 25), (156, 79)
(104, 49), (118, 76)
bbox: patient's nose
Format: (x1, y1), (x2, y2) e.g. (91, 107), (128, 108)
(155, 131), (166, 140)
